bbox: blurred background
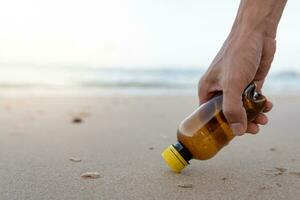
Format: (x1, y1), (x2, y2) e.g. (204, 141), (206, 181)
(0, 0), (299, 95)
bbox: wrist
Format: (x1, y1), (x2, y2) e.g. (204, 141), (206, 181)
(231, 0), (287, 39)
(232, 12), (278, 39)
(231, 18), (277, 40)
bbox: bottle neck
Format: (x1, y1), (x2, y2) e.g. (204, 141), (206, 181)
(173, 142), (193, 163)
(243, 83), (267, 121)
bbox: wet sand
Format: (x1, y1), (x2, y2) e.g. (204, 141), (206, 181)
(0, 92), (299, 200)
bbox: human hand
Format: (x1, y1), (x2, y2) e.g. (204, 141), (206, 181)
(198, 30), (275, 136)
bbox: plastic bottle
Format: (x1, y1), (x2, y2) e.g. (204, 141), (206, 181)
(161, 83), (267, 173)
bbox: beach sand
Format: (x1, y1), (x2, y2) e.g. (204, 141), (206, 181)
(0, 91), (299, 200)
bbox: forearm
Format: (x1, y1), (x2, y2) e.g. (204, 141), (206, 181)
(231, 0), (287, 38)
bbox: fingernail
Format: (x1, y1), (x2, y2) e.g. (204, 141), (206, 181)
(230, 123), (244, 136)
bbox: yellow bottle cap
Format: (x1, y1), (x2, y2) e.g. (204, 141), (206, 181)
(161, 145), (188, 173)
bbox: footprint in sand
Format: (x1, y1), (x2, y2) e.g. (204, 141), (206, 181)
(265, 168), (300, 178)
(265, 167), (287, 177)
(289, 172), (300, 178)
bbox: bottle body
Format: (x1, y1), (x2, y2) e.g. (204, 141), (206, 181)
(161, 83), (267, 172)
(177, 83), (266, 160)
(177, 95), (232, 160)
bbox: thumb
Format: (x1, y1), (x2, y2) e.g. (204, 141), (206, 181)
(222, 82), (248, 136)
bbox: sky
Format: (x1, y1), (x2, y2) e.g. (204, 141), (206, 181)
(0, 0), (299, 72)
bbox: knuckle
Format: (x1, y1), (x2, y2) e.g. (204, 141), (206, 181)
(223, 108), (239, 122)
(223, 103), (245, 123)
(230, 73), (248, 85)
(222, 77), (249, 95)
(198, 75), (207, 88)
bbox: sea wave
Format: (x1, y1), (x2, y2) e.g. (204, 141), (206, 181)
(0, 66), (299, 95)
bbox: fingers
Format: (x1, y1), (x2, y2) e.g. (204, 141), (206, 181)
(246, 122), (259, 134)
(254, 113), (268, 125)
(263, 100), (273, 113)
(246, 113), (269, 134)
(255, 80), (265, 92)
(202, 78), (273, 136)
(222, 81), (248, 136)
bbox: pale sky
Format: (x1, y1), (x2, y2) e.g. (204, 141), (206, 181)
(0, 0), (299, 72)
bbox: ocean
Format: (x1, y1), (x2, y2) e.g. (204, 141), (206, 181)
(0, 65), (299, 95)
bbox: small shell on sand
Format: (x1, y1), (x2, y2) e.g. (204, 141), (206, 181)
(177, 183), (193, 188)
(81, 172), (101, 179)
(69, 157), (82, 162)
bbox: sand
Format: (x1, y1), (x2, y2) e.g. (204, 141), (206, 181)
(0, 91), (299, 200)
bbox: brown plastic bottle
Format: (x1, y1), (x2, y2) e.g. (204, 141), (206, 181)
(161, 83), (267, 173)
